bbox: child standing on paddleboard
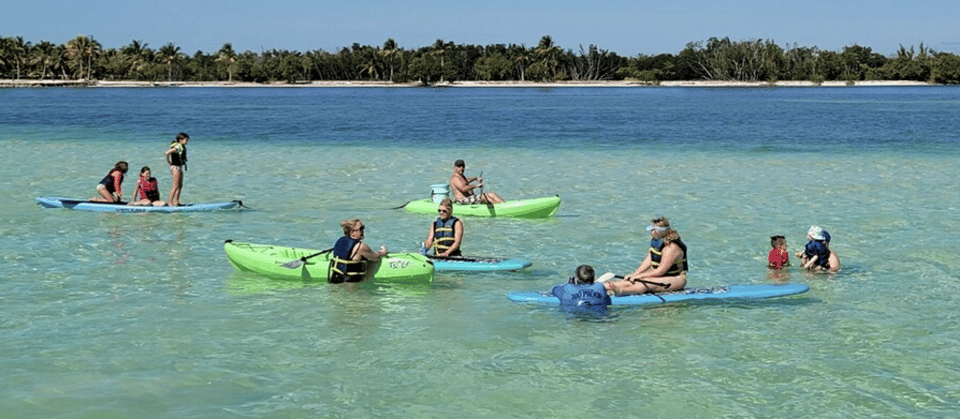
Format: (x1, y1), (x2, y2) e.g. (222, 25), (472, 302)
(165, 132), (189, 206)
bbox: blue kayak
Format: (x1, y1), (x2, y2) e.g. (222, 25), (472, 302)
(507, 283), (809, 306)
(428, 255), (532, 272)
(36, 196), (243, 213)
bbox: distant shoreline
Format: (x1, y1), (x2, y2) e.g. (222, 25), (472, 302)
(0, 79), (934, 88)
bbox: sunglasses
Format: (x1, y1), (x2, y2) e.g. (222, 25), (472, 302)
(438, 208), (450, 213)
(354, 225), (365, 232)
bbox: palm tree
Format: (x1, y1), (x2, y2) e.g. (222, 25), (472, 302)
(66, 35), (101, 79)
(122, 39), (150, 79)
(30, 41), (58, 79)
(216, 43), (237, 82)
(509, 44), (529, 81)
(431, 39), (449, 82)
(534, 35), (562, 80)
(157, 43), (183, 81)
(381, 38), (400, 81)
(4, 36), (30, 79)
(357, 44), (381, 80)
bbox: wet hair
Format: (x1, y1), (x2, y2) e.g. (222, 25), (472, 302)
(340, 218), (361, 236)
(439, 198), (453, 209)
(575, 265), (595, 284)
(770, 235), (786, 248)
(140, 166), (151, 175)
(176, 132), (190, 142)
(115, 161), (129, 173)
(454, 159), (465, 167)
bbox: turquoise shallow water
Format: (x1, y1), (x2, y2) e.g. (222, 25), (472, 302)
(2, 87), (960, 417)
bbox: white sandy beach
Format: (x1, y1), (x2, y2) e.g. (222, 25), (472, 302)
(0, 79), (934, 88)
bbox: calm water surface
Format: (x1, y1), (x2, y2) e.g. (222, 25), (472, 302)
(2, 86), (959, 418)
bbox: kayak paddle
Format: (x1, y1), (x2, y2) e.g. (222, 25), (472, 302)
(281, 248), (334, 269)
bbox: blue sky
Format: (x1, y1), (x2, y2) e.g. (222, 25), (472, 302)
(3, 0), (958, 56)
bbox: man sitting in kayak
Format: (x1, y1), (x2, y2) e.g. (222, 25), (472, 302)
(604, 217), (688, 296)
(423, 198), (464, 257)
(449, 159), (504, 205)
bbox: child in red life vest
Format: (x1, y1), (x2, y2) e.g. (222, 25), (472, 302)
(767, 235), (790, 269)
(128, 166), (167, 207)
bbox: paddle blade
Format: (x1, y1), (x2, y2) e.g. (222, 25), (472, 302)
(597, 272), (616, 283)
(280, 248), (334, 269)
(281, 259), (304, 269)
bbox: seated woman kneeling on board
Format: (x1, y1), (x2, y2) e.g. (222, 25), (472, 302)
(604, 217), (688, 296)
(423, 198), (464, 257)
(330, 219), (388, 283)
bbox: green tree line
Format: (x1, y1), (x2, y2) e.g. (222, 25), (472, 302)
(3, 34), (960, 84)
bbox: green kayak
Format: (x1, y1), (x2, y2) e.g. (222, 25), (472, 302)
(224, 241), (435, 283)
(404, 195), (561, 218)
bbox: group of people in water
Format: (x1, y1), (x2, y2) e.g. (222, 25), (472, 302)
(91, 132), (189, 207)
(552, 223), (841, 309)
(327, 159), (489, 283)
(325, 158), (842, 307)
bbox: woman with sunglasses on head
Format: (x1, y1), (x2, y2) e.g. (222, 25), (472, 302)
(422, 198), (464, 257)
(329, 219), (388, 283)
(603, 217), (688, 296)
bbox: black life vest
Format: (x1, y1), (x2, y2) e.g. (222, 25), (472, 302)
(168, 142), (187, 167)
(432, 216), (461, 256)
(329, 236), (367, 283)
(99, 169), (124, 193)
(649, 238), (688, 276)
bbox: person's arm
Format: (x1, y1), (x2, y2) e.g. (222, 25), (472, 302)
(357, 242), (388, 261)
(450, 175), (478, 195)
(113, 172), (123, 199)
(440, 219), (464, 257)
(423, 224), (436, 254)
(802, 255), (818, 269)
(165, 144), (177, 164)
(131, 180), (141, 201)
(624, 252), (653, 280)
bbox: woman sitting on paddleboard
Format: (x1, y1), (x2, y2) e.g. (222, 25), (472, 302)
(604, 217), (688, 296)
(90, 161), (128, 203)
(423, 198), (464, 257)
(329, 219), (388, 283)
(128, 166), (167, 207)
